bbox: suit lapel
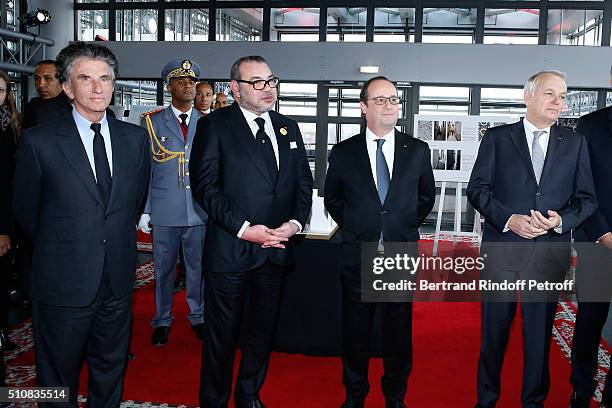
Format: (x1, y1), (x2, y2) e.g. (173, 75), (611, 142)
(539, 125), (562, 184)
(56, 114), (104, 207)
(270, 111), (288, 186)
(509, 120), (538, 185)
(106, 117), (128, 213)
(385, 131), (410, 206)
(355, 133), (381, 204)
(225, 104), (274, 187)
(163, 106), (185, 145)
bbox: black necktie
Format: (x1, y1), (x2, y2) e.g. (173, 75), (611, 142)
(91, 122), (112, 208)
(179, 113), (188, 140)
(254, 117), (278, 184)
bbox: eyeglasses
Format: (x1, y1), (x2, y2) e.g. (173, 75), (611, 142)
(363, 96), (403, 105)
(236, 77), (280, 90)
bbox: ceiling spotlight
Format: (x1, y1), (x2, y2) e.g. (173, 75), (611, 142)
(24, 8), (50, 27)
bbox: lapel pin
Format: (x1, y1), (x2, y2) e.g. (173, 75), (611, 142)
(279, 127), (288, 136)
(403, 144), (408, 148)
(161, 136), (167, 143)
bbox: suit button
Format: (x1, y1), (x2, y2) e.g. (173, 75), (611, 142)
(100, 240), (106, 246)
(536, 192), (541, 197)
(273, 193), (279, 199)
(381, 210), (387, 215)
(186, 185), (191, 189)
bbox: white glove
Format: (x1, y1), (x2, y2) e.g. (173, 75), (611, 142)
(138, 214), (152, 233)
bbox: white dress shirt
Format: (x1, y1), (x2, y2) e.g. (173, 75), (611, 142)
(236, 107), (301, 238)
(240, 106), (280, 169)
(72, 108), (113, 181)
(171, 104), (192, 126)
(365, 127), (395, 189)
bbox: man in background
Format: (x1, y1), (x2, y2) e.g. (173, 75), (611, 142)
(214, 92), (228, 110)
(195, 81), (214, 115)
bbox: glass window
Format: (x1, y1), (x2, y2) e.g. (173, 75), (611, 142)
(165, 9), (209, 41)
(327, 7), (367, 42)
(278, 83), (317, 98)
(547, 9), (603, 46)
(484, 9), (539, 45)
(419, 86), (470, 115)
(76, 0), (108, 2)
(270, 8), (319, 41)
(216, 9), (262, 41)
(77, 10), (109, 41)
(116, 9), (158, 41)
(564, 90), (598, 117)
(278, 100), (317, 116)
(423, 8), (476, 44)
(115, 80), (158, 109)
(480, 87), (526, 118)
(374, 8), (415, 43)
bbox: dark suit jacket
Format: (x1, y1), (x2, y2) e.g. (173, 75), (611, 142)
(324, 130), (436, 268)
(21, 92), (72, 130)
(467, 119), (596, 244)
(189, 103), (313, 273)
(574, 106), (612, 243)
(12, 112), (150, 307)
(0, 126), (16, 235)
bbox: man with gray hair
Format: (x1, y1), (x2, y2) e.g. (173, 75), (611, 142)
(12, 41), (150, 406)
(467, 70), (596, 407)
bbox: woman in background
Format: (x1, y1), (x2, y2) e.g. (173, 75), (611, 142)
(0, 69), (20, 389)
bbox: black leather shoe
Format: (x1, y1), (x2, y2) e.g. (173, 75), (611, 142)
(192, 323), (205, 341)
(569, 393), (591, 408)
(386, 399), (406, 408)
(340, 399), (364, 408)
(236, 400), (266, 408)
(151, 326), (169, 346)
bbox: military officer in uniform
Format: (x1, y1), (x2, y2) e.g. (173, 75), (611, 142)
(138, 59), (207, 346)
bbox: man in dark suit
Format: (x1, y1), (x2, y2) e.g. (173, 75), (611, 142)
(324, 77), (436, 408)
(22, 60), (71, 130)
(568, 101), (612, 407)
(12, 42), (150, 406)
(467, 71), (597, 408)
(190, 55), (313, 408)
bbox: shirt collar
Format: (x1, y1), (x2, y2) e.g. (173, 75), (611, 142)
(523, 118), (551, 136)
(239, 105), (272, 126)
(171, 104), (192, 122)
(72, 107), (108, 134)
(366, 127), (395, 143)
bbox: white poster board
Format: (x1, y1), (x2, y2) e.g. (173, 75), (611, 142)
(413, 115), (519, 182)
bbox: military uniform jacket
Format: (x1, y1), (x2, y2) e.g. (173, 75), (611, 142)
(142, 106), (207, 227)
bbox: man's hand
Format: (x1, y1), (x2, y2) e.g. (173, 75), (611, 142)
(598, 233), (612, 250)
(0, 235), (10, 257)
(530, 210), (561, 231)
(138, 214), (152, 233)
(507, 214), (547, 239)
(242, 224), (288, 249)
(261, 222), (300, 249)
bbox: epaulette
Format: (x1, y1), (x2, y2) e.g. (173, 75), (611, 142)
(141, 108), (164, 117)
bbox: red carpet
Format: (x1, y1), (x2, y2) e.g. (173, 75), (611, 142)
(4, 255), (586, 407)
(100, 283), (572, 406)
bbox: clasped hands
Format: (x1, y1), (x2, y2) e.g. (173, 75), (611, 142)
(242, 222), (299, 249)
(507, 210), (561, 240)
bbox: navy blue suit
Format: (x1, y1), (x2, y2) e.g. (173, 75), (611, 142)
(571, 106), (612, 403)
(467, 119), (596, 407)
(13, 112), (150, 405)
